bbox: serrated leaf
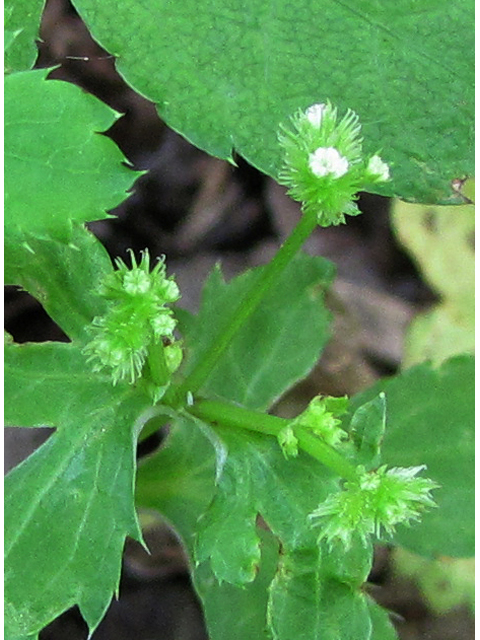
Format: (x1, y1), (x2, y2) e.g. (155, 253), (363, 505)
(347, 393), (387, 469)
(180, 254), (334, 410)
(268, 547), (372, 640)
(349, 356), (474, 557)
(5, 225), (113, 342)
(72, 0), (472, 203)
(4, 342), (151, 637)
(5, 69), (140, 242)
(195, 424), (338, 585)
(4, 1), (44, 72)
(136, 419), (275, 639)
(136, 417), (377, 640)
(194, 529), (278, 640)
(391, 199), (475, 367)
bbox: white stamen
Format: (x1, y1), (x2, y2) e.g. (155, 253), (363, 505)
(367, 155), (390, 181)
(308, 147), (349, 178)
(305, 103), (327, 127)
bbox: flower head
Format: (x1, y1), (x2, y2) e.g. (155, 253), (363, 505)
(309, 464), (439, 549)
(278, 101), (391, 226)
(309, 465), (439, 548)
(84, 249), (182, 388)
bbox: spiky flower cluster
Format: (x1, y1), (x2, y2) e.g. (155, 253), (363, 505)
(296, 395), (349, 447)
(278, 101), (390, 226)
(309, 464), (439, 549)
(278, 395), (349, 458)
(84, 250), (182, 389)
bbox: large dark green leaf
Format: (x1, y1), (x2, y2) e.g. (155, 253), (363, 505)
(72, 0), (473, 203)
(349, 356), (474, 557)
(180, 254), (334, 410)
(4, 342), (151, 638)
(5, 69), (139, 242)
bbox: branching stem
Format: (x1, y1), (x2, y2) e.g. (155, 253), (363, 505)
(187, 398), (358, 482)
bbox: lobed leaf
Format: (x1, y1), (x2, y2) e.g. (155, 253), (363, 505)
(268, 547), (372, 640)
(5, 69), (140, 242)
(136, 417), (387, 640)
(4, 342), (151, 637)
(71, 0), (473, 203)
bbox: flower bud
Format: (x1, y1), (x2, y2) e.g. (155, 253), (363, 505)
(291, 395), (348, 449)
(278, 426), (299, 458)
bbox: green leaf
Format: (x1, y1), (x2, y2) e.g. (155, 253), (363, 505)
(71, 0), (473, 203)
(136, 417), (377, 640)
(4, 342), (151, 637)
(268, 547), (372, 640)
(4, 1), (44, 72)
(180, 254), (334, 410)
(194, 529), (278, 640)
(348, 393), (386, 469)
(391, 198), (475, 367)
(349, 356), (474, 557)
(5, 225), (113, 343)
(5, 69), (140, 242)
(136, 417), (217, 554)
(136, 419), (274, 639)
(367, 598), (398, 640)
(195, 424), (338, 585)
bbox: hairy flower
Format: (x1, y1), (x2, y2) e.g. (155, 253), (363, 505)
(305, 103), (327, 127)
(278, 425), (299, 458)
(309, 147), (349, 179)
(309, 464), (439, 549)
(84, 249), (182, 388)
(278, 101), (390, 226)
(292, 395), (349, 449)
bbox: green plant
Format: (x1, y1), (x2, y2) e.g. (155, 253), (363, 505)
(4, 2), (474, 639)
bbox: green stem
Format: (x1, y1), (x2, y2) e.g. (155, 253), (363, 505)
(167, 209), (318, 406)
(187, 398), (358, 482)
(146, 341), (170, 387)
